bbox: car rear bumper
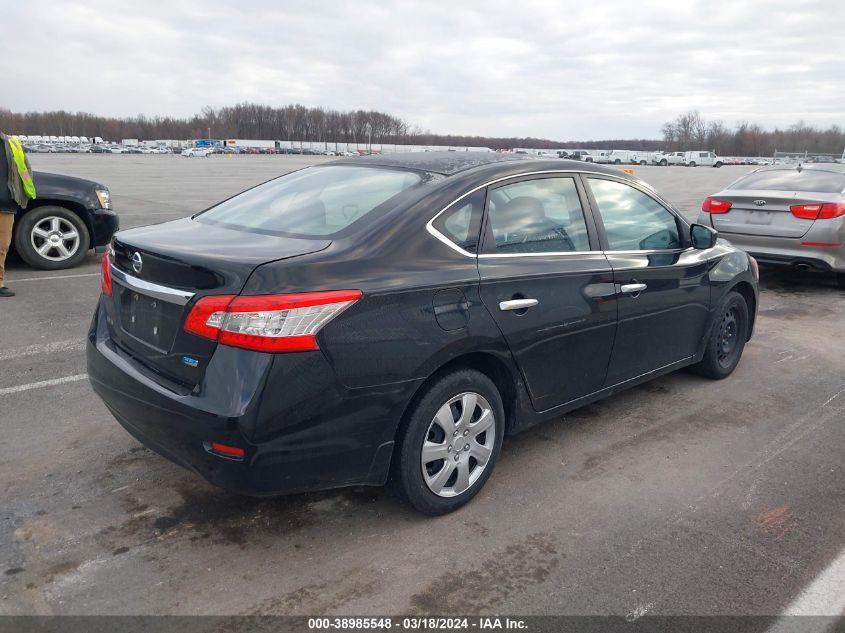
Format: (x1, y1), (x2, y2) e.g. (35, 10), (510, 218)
(716, 232), (845, 272)
(87, 300), (416, 496)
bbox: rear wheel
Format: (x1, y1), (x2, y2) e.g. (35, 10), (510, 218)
(690, 291), (749, 379)
(393, 369), (505, 515)
(640, 160), (647, 165)
(614, 159), (622, 164)
(14, 206), (90, 270)
(689, 161), (697, 167)
(660, 159), (668, 166)
(715, 161), (723, 168)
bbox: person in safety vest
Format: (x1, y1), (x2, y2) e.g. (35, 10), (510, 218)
(0, 133), (37, 297)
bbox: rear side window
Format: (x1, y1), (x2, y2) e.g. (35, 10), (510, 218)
(432, 190), (484, 253)
(486, 177), (591, 254)
(729, 169), (845, 193)
(197, 165), (429, 237)
(588, 178), (681, 251)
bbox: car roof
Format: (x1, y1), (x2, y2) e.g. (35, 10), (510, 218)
(331, 151), (531, 175)
(330, 150), (634, 180)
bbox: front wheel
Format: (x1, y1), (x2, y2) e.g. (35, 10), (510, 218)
(14, 206), (90, 270)
(715, 162), (723, 168)
(690, 291), (749, 379)
(640, 160), (647, 165)
(660, 159), (668, 166)
(614, 159), (622, 164)
(393, 369), (505, 515)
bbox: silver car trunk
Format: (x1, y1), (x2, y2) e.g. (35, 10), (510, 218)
(710, 190), (829, 238)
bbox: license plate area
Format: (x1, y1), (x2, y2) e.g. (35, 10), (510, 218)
(116, 283), (183, 352)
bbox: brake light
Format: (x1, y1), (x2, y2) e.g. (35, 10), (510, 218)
(184, 290), (362, 352)
(208, 442), (245, 460)
(702, 198), (732, 213)
(101, 250), (113, 296)
(790, 203), (845, 220)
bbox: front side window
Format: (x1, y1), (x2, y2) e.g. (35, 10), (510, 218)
(587, 178), (681, 251)
(486, 177), (591, 254)
(198, 165), (430, 237)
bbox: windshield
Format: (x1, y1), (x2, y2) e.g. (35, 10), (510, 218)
(197, 165), (429, 237)
(730, 169), (845, 193)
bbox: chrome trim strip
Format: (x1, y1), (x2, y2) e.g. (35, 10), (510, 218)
(424, 169), (685, 260)
(110, 265), (195, 306)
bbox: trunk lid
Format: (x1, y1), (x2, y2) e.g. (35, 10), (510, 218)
(710, 190), (823, 238)
(106, 217), (330, 387)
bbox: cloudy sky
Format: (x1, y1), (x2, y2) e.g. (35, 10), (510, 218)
(3, 0), (845, 140)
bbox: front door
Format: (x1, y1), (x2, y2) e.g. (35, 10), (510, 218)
(583, 176), (711, 386)
(477, 175), (618, 411)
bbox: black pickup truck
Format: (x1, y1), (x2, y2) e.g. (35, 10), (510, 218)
(13, 171), (119, 269)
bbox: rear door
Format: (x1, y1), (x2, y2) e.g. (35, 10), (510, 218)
(584, 176), (711, 386)
(477, 174), (618, 411)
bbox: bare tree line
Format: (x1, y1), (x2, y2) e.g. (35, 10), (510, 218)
(2, 104), (844, 155)
(661, 110), (845, 156)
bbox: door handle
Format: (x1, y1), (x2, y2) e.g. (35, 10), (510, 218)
(499, 298), (539, 311)
(620, 283), (647, 295)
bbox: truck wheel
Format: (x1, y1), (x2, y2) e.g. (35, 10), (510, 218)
(392, 368), (505, 515)
(640, 160), (647, 165)
(14, 206), (90, 270)
(715, 162), (723, 168)
(585, 157), (593, 163)
(614, 159), (622, 164)
(689, 161), (697, 167)
(660, 159), (668, 166)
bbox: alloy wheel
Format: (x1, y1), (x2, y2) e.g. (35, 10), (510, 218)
(30, 216), (81, 262)
(420, 392), (496, 498)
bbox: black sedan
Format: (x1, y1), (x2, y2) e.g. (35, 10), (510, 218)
(87, 153), (758, 515)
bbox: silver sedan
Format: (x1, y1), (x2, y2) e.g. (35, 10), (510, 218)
(697, 164), (845, 288)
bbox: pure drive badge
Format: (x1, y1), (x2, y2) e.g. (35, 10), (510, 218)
(181, 356), (199, 367)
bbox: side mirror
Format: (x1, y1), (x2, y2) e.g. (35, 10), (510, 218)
(690, 223), (718, 250)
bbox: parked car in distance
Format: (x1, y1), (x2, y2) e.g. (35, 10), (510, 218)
(699, 163), (845, 288)
(653, 151), (685, 166)
(567, 150), (590, 161)
(12, 172), (118, 269)
(181, 147), (213, 157)
(88, 152), (758, 515)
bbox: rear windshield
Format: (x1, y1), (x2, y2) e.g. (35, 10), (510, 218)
(730, 169), (845, 193)
(197, 165), (429, 237)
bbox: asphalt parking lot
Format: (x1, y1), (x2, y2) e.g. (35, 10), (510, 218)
(1, 156), (843, 618)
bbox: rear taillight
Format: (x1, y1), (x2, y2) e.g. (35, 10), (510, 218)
(702, 198), (732, 213)
(184, 290), (362, 352)
(790, 202), (845, 220)
(101, 249), (113, 296)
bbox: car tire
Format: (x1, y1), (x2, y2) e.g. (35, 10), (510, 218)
(392, 368), (505, 515)
(640, 160), (647, 165)
(690, 291), (749, 380)
(14, 205), (90, 270)
(689, 161), (697, 167)
(836, 273), (845, 289)
(715, 162), (723, 168)
(614, 159), (622, 164)
(660, 159), (668, 166)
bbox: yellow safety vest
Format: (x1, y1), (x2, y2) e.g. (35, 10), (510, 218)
(8, 136), (36, 199)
